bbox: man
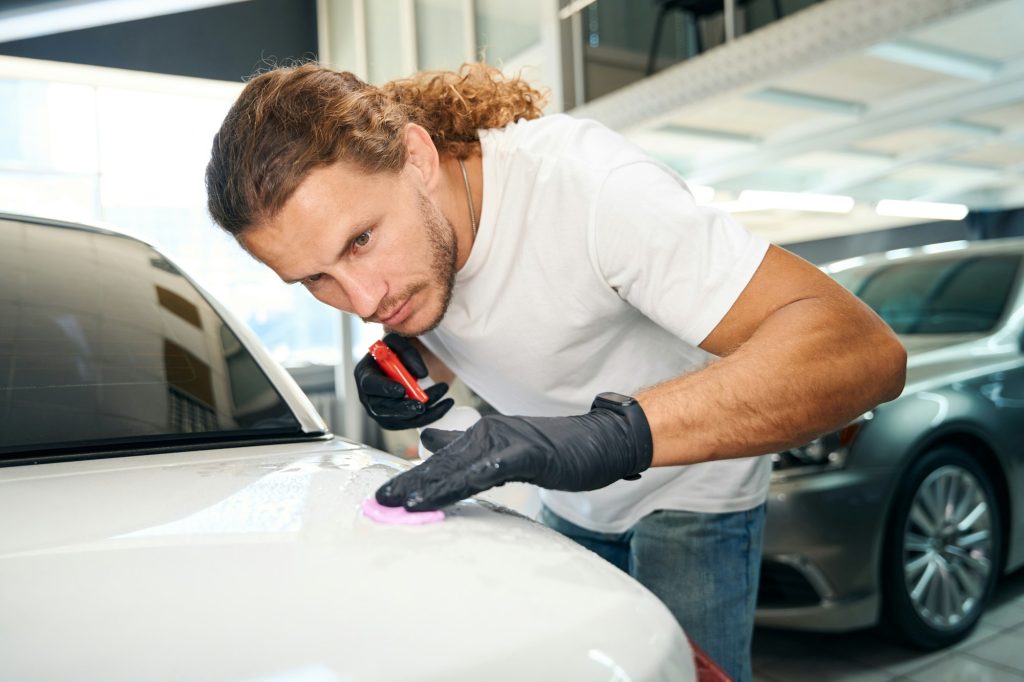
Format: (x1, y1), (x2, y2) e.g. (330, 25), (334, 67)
(206, 63), (906, 681)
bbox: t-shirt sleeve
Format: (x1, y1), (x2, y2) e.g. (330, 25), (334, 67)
(588, 161), (770, 347)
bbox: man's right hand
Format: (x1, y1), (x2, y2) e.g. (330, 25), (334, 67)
(354, 333), (454, 430)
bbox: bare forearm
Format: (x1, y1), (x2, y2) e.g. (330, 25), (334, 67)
(636, 295), (906, 466)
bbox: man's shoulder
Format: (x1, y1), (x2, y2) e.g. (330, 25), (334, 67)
(497, 112), (592, 134)
(501, 113), (621, 146)
(489, 114), (652, 175)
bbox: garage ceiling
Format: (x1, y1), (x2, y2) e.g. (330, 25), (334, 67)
(573, 0), (1024, 244)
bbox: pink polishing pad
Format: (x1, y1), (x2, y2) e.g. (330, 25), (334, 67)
(361, 496), (445, 525)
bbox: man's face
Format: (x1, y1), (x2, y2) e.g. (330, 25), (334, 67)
(242, 161), (458, 336)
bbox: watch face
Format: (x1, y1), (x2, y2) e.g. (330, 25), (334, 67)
(597, 391), (634, 405)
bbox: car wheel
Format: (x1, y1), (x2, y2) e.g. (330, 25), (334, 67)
(882, 445), (1002, 650)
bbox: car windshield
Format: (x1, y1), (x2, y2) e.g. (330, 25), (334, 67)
(0, 218), (305, 460)
(831, 252), (1022, 335)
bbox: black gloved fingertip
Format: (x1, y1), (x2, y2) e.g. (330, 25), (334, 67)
(432, 397), (455, 415)
(424, 382), (450, 401)
(420, 426), (464, 453)
(404, 492), (432, 512)
(375, 485), (401, 507)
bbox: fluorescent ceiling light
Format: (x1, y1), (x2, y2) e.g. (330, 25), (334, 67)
(0, 0), (249, 43)
(868, 41), (1002, 82)
(875, 200), (969, 221)
(824, 256), (866, 274)
(735, 190), (855, 213)
(921, 240), (969, 254)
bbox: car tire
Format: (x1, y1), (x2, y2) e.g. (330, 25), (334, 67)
(881, 445), (1002, 650)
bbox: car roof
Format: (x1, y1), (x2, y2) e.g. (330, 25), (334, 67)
(823, 237), (1024, 275)
(0, 210), (152, 243)
(0, 209), (329, 441)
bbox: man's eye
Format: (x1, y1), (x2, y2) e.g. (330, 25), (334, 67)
(354, 230), (372, 248)
(304, 273), (323, 285)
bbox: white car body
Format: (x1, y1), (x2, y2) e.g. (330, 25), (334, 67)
(0, 213), (694, 681)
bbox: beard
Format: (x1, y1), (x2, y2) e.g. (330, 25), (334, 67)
(369, 191), (458, 336)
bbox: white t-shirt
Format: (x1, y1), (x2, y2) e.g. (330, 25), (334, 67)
(420, 114), (771, 534)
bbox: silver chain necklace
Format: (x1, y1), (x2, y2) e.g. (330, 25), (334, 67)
(458, 158), (477, 238)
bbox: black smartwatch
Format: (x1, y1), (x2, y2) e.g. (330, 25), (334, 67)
(591, 392), (654, 481)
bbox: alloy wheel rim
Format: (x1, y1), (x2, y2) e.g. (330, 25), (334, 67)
(903, 464), (993, 630)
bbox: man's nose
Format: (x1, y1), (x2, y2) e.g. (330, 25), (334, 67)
(333, 269), (383, 319)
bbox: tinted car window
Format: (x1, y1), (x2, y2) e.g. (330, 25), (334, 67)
(832, 254), (1021, 334)
(0, 219), (303, 458)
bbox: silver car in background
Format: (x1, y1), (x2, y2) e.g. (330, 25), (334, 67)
(756, 238), (1024, 650)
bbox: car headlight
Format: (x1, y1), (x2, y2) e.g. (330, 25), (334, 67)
(770, 412), (872, 477)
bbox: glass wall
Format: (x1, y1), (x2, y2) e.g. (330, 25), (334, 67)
(0, 80), (99, 221)
(576, 0), (825, 103)
(475, 0), (541, 65)
(415, 0), (468, 71)
(0, 66), (352, 368)
(327, 0), (544, 82)
(366, 0), (409, 83)
(2, 0), (551, 444)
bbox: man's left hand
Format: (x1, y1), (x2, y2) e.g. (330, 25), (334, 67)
(375, 398), (654, 511)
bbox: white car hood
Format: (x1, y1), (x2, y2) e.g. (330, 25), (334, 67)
(0, 439), (693, 682)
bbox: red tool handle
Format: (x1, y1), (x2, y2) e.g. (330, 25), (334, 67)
(369, 340), (429, 404)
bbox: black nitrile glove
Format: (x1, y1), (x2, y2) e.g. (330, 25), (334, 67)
(354, 333), (454, 430)
(375, 394), (654, 511)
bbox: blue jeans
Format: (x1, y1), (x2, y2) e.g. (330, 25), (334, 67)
(540, 504), (766, 682)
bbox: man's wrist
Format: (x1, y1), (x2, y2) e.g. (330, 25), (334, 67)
(591, 392), (654, 478)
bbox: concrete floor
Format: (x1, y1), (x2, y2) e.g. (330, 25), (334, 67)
(752, 569), (1024, 681)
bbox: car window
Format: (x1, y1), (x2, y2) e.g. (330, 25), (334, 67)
(832, 254), (1021, 335)
(0, 218), (304, 459)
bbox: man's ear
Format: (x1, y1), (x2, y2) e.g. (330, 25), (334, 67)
(403, 123), (441, 192)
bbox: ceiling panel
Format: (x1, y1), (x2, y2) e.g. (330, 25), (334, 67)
(909, 0), (1024, 61)
(885, 161), (999, 183)
(783, 150), (899, 172)
(864, 162), (1001, 203)
(629, 128), (753, 171)
(952, 142), (1024, 166)
(666, 97), (852, 139)
(852, 126), (979, 156)
(747, 150), (896, 193)
(961, 100), (1024, 128)
(580, 0), (1024, 242)
(774, 54), (960, 103)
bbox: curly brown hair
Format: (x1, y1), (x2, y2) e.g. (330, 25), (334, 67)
(205, 62), (548, 237)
